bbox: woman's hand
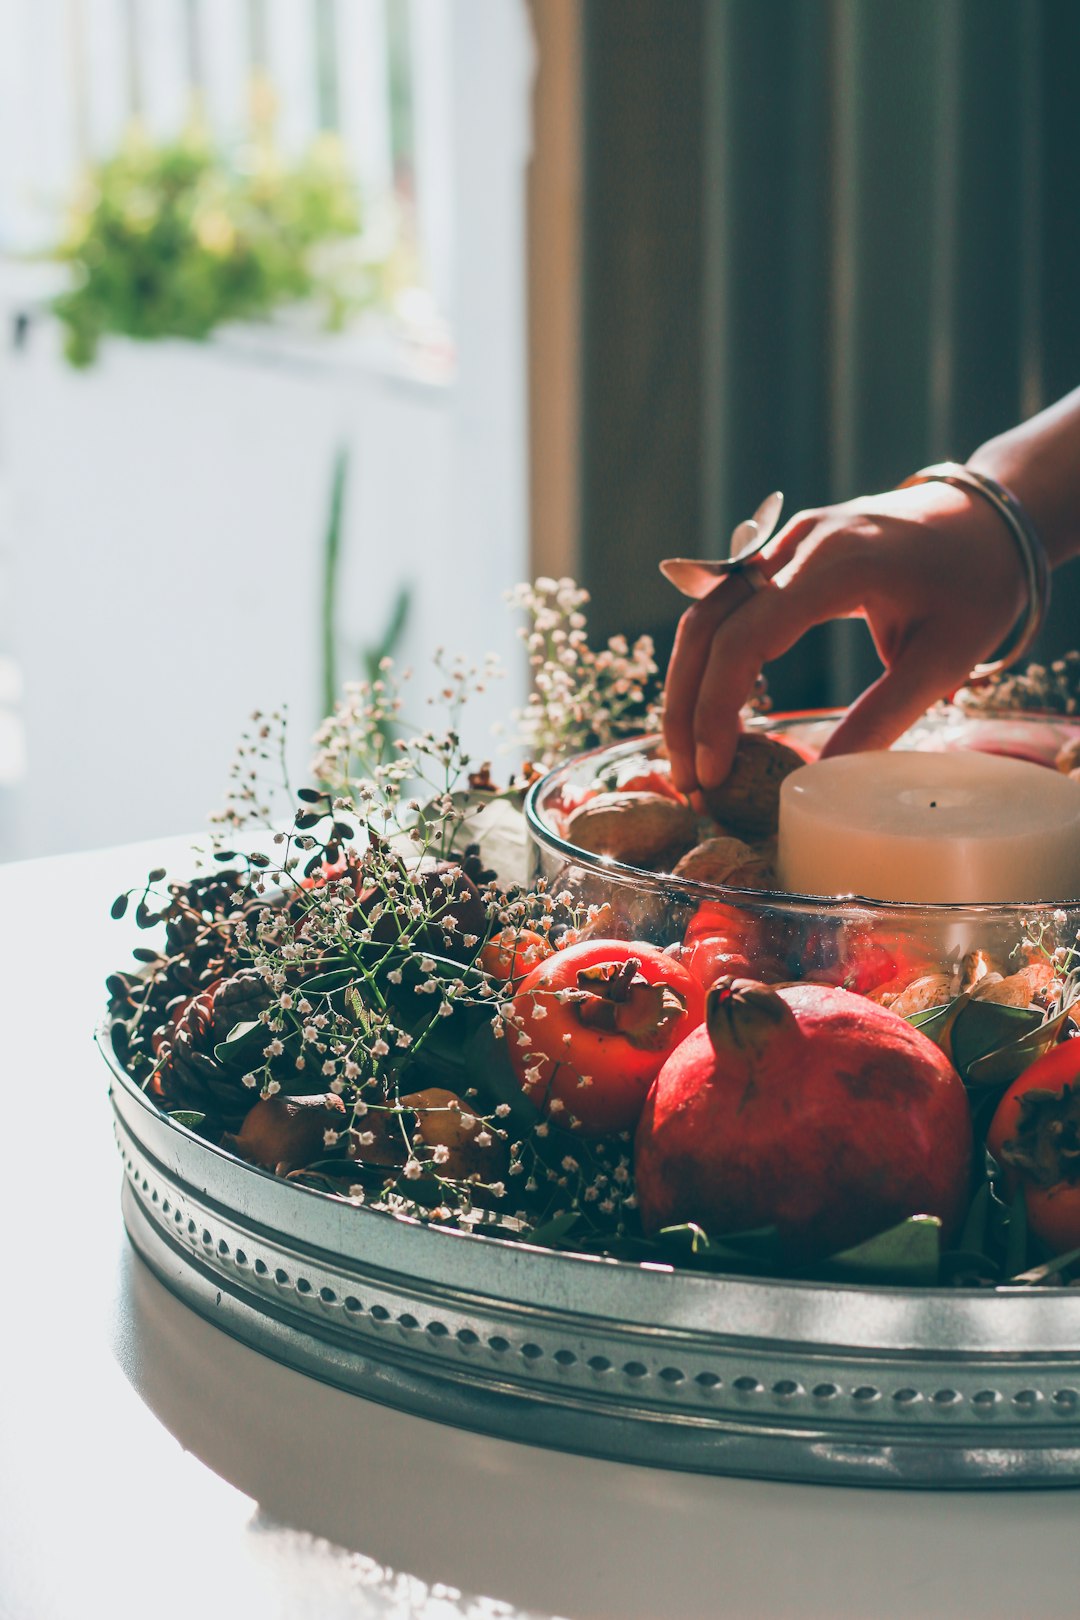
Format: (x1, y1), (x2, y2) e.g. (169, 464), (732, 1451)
(662, 481), (1028, 795)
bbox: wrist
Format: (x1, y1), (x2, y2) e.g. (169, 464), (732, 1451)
(967, 389), (1080, 570)
(899, 462), (1049, 677)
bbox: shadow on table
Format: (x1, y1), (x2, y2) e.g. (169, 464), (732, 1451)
(110, 1242), (1080, 1620)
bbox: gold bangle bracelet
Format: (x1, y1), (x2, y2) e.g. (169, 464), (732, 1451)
(898, 461), (1051, 681)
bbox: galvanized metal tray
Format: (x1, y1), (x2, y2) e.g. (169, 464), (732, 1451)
(102, 1026), (1080, 1489)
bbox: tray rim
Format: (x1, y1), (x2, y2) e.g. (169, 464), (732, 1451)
(99, 1020), (1080, 1352)
(104, 1020), (1080, 1489)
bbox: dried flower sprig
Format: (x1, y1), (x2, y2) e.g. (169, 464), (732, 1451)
(109, 604), (657, 1244)
(956, 652), (1080, 716)
(507, 577), (661, 766)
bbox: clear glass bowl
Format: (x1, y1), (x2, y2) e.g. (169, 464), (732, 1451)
(523, 708), (1080, 994)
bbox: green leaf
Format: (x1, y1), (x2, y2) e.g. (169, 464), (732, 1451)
(167, 1109), (207, 1130)
(460, 1017), (540, 1131)
(320, 446), (349, 718)
(213, 1019), (269, 1068)
(297, 964), (358, 996)
(906, 1002), (951, 1032)
(362, 582), (411, 681)
(907, 995), (971, 1057)
(287, 1156), (357, 1179)
(1009, 1243), (1080, 1286)
(939, 1248), (1001, 1286)
(908, 995), (1045, 1085)
(818, 1215), (941, 1287)
(965, 1002), (1075, 1086)
(957, 1180), (992, 1257)
(656, 1222), (782, 1270)
(526, 1210), (582, 1247)
(951, 1002), (1043, 1083)
(1003, 1188), (1029, 1277)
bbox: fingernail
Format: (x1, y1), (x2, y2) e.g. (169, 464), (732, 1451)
(695, 746), (725, 789)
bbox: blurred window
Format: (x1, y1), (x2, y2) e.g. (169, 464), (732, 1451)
(0, 0), (531, 861)
(0, 0), (454, 352)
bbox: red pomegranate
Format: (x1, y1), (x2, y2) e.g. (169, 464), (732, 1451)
(634, 978), (971, 1260)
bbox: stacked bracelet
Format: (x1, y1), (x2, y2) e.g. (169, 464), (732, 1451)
(899, 460), (1051, 681)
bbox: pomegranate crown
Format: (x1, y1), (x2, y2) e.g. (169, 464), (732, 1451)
(705, 977), (796, 1059)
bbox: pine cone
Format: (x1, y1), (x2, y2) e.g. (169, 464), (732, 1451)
(159, 969), (273, 1128)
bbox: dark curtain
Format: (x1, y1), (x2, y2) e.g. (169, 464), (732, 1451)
(579, 0), (1080, 708)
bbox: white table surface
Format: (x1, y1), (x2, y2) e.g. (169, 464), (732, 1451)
(2, 837), (1080, 1620)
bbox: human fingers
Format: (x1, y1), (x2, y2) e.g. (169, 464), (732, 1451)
(663, 574), (762, 791)
(819, 625), (964, 757)
(691, 557), (864, 788)
(662, 510), (824, 791)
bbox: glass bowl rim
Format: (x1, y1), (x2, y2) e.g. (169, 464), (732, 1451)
(523, 715), (1080, 919)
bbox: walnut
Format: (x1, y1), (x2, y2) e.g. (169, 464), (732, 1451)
(959, 949), (998, 994)
(876, 973), (954, 1016)
(565, 791), (697, 868)
(701, 733), (805, 840)
(672, 835), (773, 889)
(971, 961), (1056, 1008)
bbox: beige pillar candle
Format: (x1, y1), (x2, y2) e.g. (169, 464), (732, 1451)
(777, 752), (1080, 903)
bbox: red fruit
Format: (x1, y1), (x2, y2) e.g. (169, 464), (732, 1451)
(543, 782), (596, 835)
(224, 1092), (348, 1174)
(817, 930), (939, 999)
(510, 939), (705, 1136)
(679, 934), (756, 989)
(619, 768), (687, 804)
(479, 927), (552, 984)
(635, 978), (970, 1260)
(987, 1037), (1080, 1251)
(684, 901), (759, 956)
(679, 902), (781, 989)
